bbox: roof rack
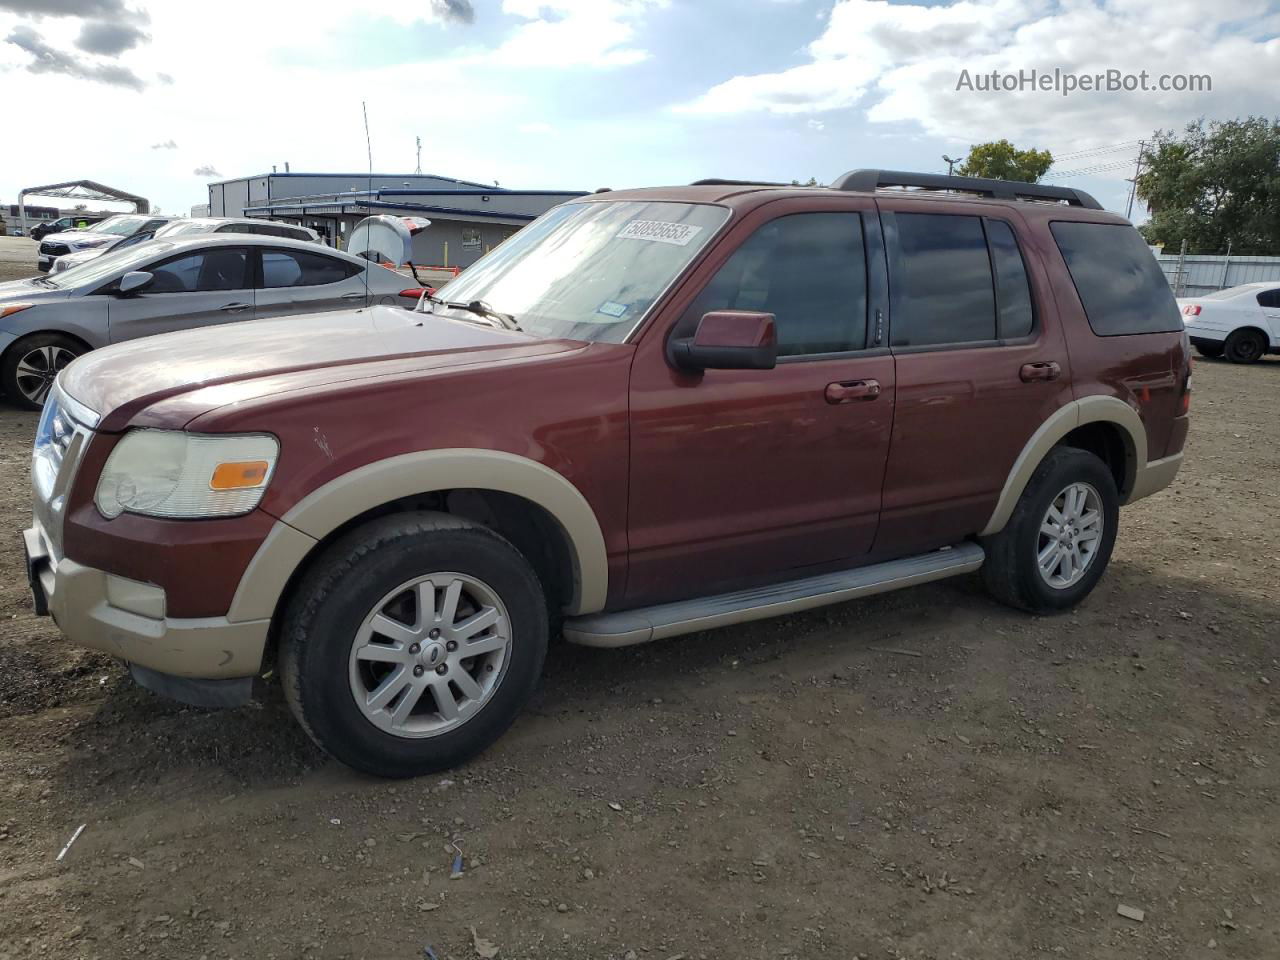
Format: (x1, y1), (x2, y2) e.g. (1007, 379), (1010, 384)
(829, 169), (1102, 210)
(690, 178), (792, 187)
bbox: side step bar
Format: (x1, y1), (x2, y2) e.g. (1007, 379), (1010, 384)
(563, 542), (985, 648)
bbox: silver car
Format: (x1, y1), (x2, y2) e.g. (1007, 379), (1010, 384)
(1, 234), (420, 408)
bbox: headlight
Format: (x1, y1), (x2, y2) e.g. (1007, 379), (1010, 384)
(95, 430), (278, 520)
(74, 237), (111, 248)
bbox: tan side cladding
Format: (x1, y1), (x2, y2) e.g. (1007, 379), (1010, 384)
(227, 449), (609, 623)
(980, 396), (1156, 537)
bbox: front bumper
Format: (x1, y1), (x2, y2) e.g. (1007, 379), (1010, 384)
(23, 522), (270, 681)
(35, 256), (52, 272)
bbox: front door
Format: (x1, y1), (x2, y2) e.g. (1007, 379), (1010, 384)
(107, 246), (255, 342)
(253, 247), (369, 319)
(625, 198), (895, 606)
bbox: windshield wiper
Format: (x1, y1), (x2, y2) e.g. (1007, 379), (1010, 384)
(428, 295), (520, 331)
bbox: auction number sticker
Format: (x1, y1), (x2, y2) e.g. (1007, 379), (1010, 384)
(617, 220), (703, 246)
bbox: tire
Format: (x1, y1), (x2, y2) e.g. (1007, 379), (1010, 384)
(980, 447), (1119, 614)
(1, 332), (85, 410)
(1194, 342), (1224, 359)
(1224, 329), (1266, 364)
(280, 511), (548, 778)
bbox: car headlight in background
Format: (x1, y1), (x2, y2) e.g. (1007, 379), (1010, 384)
(73, 237), (112, 248)
(95, 430), (279, 519)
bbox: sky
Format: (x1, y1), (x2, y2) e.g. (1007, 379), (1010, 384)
(2, 0), (1278, 218)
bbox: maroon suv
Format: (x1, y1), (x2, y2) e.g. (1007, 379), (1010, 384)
(24, 170), (1190, 777)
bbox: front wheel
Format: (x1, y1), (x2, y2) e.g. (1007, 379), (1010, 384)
(981, 447), (1119, 614)
(280, 512), (548, 778)
(1, 333), (84, 409)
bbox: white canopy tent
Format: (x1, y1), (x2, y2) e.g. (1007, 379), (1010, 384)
(17, 180), (149, 234)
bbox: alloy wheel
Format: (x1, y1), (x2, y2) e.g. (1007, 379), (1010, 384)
(14, 345), (78, 405)
(1036, 482), (1104, 589)
(347, 572), (511, 738)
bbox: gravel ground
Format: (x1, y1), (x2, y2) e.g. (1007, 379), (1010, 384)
(0, 246), (1277, 960)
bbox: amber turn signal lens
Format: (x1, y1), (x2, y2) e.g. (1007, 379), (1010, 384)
(210, 460), (270, 490)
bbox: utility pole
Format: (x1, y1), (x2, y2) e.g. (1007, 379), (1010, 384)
(415, 136), (422, 176)
(1125, 140), (1146, 221)
(942, 154), (958, 176)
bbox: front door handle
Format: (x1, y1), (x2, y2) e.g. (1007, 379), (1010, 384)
(1020, 361), (1061, 382)
(825, 379), (881, 403)
(342, 292), (367, 301)
(219, 302), (251, 313)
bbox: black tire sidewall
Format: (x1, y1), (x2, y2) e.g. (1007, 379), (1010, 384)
(1, 332), (84, 410)
(1007, 449), (1119, 612)
(1225, 330), (1265, 364)
(287, 520), (547, 777)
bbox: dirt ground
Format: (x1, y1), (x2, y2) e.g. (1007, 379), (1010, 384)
(0, 242), (1276, 960)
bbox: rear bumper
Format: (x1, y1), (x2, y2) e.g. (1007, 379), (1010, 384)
(1188, 330), (1228, 345)
(1128, 452), (1183, 502)
(24, 524), (269, 681)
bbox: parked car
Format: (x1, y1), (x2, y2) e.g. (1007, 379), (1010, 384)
(36, 214), (173, 272)
(154, 217), (322, 244)
(1178, 283), (1280, 363)
(1, 234), (421, 407)
(48, 218), (322, 274)
(30, 215), (107, 242)
(50, 228), (161, 274)
(22, 170), (1189, 778)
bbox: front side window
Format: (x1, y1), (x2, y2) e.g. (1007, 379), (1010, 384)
(678, 212), (868, 356)
(1050, 221), (1181, 336)
(261, 249), (358, 287)
(148, 249), (249, 292)
(891, 213), (996, 346)
(429, 200), (729, 343)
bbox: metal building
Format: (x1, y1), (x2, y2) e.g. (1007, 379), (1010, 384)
(208, 171), (585, 268)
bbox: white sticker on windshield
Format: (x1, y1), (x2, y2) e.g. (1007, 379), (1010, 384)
(617, 220), (703, 246)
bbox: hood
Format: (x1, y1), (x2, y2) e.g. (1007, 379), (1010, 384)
(0, 278), (73, 305)
(41, 230), (119, 249)
(60, 305), (580, 430)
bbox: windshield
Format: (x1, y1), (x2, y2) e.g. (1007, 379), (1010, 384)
(430, 200), (728, 342)
(44, 240), (175, 289)
(86, 216), (149, 236)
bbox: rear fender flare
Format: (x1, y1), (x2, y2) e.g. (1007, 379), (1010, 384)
(980, 397), (1146, 536)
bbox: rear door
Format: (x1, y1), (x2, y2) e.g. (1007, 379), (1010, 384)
(253, 246), (369, 318)
(106, 245), (255, 342)
(876, 202), (1073, 554)
(1258, 288), (1280, 344)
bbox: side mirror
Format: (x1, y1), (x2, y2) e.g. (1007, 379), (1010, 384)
(117, 271), (154, 295)
(669, 310), (777, 372)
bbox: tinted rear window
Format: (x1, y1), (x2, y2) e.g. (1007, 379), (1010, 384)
(1050, 222), (1180, 336)
(891, 213), (996, 346)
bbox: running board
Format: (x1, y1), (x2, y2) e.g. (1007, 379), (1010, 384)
(563, 542), (985, 648)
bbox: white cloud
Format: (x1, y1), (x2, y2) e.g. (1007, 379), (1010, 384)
(492, 0), (668, 68)
(677, 0), (1280, 161)
(518, 121), (554, 134)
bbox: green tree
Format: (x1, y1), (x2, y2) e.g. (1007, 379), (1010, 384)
(956, 140), (1053, 182)
(1136, 117), (1280, 255)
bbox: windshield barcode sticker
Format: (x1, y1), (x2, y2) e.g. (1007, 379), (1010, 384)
(617, 220), (703, 246)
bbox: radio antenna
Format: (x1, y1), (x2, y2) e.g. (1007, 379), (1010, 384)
(361, 100), (373, 307)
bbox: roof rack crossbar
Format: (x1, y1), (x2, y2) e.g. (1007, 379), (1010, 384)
(830, 169), (1103, 210)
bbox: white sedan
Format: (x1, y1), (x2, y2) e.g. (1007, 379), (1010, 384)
(1179, 283), (1280, 364)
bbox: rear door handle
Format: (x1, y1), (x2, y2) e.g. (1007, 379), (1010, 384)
(825, 379), (881, 403)
(219, 302), (251, 313)
(1020, 361), (1061, 382)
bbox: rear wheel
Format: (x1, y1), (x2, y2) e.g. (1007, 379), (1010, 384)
(1, 333), (84, 409)
(281, 512), (548, 778)
(1224, 329), (1266, 364)
(981, 447), (1119, 614)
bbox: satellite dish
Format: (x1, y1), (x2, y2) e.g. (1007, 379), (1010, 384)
(347, 215), (432, 267)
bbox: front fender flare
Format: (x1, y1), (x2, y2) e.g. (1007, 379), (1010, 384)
(228, 449), (609, 622)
